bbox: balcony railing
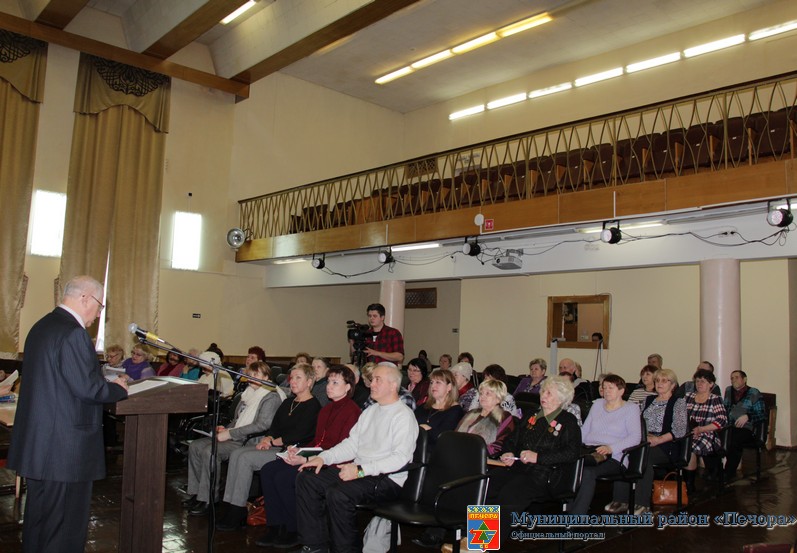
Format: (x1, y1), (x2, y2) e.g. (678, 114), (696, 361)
(239, 72), (797, 240)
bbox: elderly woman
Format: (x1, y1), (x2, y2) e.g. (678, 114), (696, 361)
(406, 357), (430, 405)
(468, 364), (522, 418)
(156, 349), (185, 377)
(122, 343), (155, 381)
(450, 361), (477, 410)
(197, 351), (234, 397)
(513, 358), (548, 396)
(488, 376), (581, 536)
(458, 378), (516, 458)
(179, 348), (202, 380)
(684, 368), (728, 489)
(605, 368), (687, 514)
(206, 363), (321, 525)
(101, 344), (125, 376)
(567, 374), (642, 514)
(255, 365), (362, 547)
(183, 361), (282, 516)
(414, 368), (464, 446)
(627, 364), (658, 406)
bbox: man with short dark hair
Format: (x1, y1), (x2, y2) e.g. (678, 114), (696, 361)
(8, 275), (129, 553)
(723, 370), (766, 481)
(676, 361), (721, 398)
(352, 303), (404, 364)
(294, 364), (418, 553)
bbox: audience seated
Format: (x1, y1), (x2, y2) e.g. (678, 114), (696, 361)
(406, 357), (430, 405)
(156, 348), (185, 377)
(311, 357), (331, 406)
(676, 361), (722, 398)
(361, 361), (416, 410)
(605, 368), (687, 515)
(450, 361), (477, 410)
(723, 370), (767, 481)
(684, 368), (728, 489)
(414, 368), (464, 447)
(101, 344), (125, 378)
(183, 361), (282, 517)
(468, 364), (521, 417)
(253, 365), (362, 546)
(647, 353), (663, 369)
(568, 374), (641, 514)
(207, 363), (321, 524)
(122, 343), (155, 381)
(197, 351), (234, 398)
(458, 378), (516, 458)
(438, 353), (452, 370)
(513, 357), (548, 396)
(179, 348), (202, 380)
(627, 364), (658, 407)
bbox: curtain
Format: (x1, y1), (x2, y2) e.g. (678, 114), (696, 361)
(59, 53), (170, 348)
(0, 30), (47, 358)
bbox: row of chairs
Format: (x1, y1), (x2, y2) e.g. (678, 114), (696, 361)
(287, 107), (796, 232)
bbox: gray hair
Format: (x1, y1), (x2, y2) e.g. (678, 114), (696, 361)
(63, 275), (103, 300)
(541, 375), (575, 408)
(374, 362), (402, 390)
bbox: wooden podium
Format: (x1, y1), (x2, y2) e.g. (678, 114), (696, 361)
(109, 377), (207, 553)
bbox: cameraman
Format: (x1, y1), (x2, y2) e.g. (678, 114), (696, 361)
(351, 303), (404, 365)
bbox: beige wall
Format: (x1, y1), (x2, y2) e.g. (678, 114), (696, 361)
(404, 280), (462, 364)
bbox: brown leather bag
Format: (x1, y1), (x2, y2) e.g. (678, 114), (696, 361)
(652, 471), (688, 505)
(246, 496), (266, 526)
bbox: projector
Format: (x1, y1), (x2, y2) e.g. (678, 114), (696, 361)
(492, 249), (523, 270)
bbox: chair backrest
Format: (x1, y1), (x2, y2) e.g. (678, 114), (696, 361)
(548, 457), (585, 502)
(400, 428), (430, 502)
(624, 442), (650, 479)
(418, 431), (487, 510)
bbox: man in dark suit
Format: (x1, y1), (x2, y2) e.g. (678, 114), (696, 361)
(8, 275), (129, 553)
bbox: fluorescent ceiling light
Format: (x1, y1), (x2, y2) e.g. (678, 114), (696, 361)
(626, 52), (681, 73)
(683, 34), (745, 57)
(749, 20), (797, 41)
(487, 93), (527, 110)
(375, 66), (413, 84)
(574, 67), (623, 87)
(498, 13), (552, 37)
(452, 32), (499, 54)
(221, 1), (256, 24)
(411, 50), (453, 69)
(449, 104), (485, 120)
(391, 242), (441, 252)
(273, 258), (308, 264)
(529, 82), (572, 98)
(576, 221), (664, 234)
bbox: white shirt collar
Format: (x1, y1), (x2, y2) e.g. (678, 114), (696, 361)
(59, 303), (86, 328)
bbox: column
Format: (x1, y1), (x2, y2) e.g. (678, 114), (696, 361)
(700, 258), (741, 387)
(380, 280), (405, 335)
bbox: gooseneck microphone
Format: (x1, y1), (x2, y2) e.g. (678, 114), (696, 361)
(128, 323), (167, 344)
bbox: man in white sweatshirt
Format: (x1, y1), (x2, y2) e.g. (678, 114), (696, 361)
(294, 363), (418, 553)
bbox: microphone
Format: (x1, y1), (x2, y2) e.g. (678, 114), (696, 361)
(128, 323), (167, 344)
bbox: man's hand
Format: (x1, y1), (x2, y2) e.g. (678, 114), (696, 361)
(112, 376), (128, 391)
(338, 463), (359, 481)
(299, 456), (325, 474)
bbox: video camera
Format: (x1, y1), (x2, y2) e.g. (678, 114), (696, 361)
(347, 320), (374, 367)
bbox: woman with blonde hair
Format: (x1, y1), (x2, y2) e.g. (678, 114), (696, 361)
(122, 343), (154, 381)
(457, 378), (515, 457)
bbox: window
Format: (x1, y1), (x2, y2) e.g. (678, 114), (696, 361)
(30, 190), (67, 257)
(171, 211), (202, 270)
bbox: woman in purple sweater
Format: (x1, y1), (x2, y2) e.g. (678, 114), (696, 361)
(568, 374), (642, 514)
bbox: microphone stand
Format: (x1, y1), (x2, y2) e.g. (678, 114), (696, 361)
(131, 335), (278, 553)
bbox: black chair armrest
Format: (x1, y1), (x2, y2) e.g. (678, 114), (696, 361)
(432, 473), (490, 526)
(243, 430), (269, 446)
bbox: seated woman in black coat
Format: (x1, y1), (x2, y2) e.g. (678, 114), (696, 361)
(491, 376), (581, 534)
(414, 368), (464, 447)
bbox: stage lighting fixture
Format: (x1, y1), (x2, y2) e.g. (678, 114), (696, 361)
(311, 255), (325, 269)
(377, 250), (394, 264)
(600, 222), (622, 244)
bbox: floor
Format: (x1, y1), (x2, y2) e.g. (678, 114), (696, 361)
(0, 444), (794, 553)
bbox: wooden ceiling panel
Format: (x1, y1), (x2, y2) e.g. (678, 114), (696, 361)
(35, 0), (89, 29)
(143, 0), (244, 60)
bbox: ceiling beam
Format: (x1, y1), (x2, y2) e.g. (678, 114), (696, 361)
(142, 0), (244, 59)
(0, 11), (250, 99)
(232, 0), (421, 83)
(34, 0), (89, 29)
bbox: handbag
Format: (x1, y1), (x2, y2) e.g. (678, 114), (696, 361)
(652, 471), (688, 505)
(246, 496), (266, 526)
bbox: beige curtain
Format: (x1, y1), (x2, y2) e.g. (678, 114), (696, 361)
(0, 31), (47, 357)
(60, 54), (170, 348)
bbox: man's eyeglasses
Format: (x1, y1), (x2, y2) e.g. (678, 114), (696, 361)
(86, 295), (104, 310)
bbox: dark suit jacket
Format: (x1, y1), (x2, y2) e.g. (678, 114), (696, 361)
(8, 307), (128, 482)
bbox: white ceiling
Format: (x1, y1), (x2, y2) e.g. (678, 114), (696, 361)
(7, 0), (779, 112)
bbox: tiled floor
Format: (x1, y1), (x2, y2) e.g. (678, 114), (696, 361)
(1, 446), (794, 552)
